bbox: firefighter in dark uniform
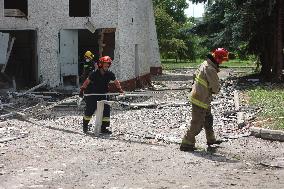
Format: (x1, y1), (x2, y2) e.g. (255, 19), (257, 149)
(79, 56), (124, 134)
(80, 51), (98, 81)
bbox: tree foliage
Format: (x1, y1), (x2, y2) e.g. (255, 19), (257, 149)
(153, 0), (188, 23)
(153, 0), (203, 61)
(190, 0), (283, 81)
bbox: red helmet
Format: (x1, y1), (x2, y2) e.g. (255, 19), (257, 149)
(98, 56), (112, 68)
(212, 48), (229, 64)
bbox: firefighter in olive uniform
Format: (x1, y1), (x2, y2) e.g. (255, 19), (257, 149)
(80, 51), (98, 81)
(180, 48), (229, 151)
(79, 56), (124, 134)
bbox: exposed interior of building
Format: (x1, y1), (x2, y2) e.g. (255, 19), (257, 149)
(0, 30), (37, 89)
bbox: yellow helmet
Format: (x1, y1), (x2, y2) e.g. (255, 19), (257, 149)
(84, 51), (94, 60)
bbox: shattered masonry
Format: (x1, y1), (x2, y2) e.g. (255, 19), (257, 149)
(0, 0), (161, 88)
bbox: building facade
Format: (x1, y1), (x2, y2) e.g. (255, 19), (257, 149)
(0, 0), (161, 90)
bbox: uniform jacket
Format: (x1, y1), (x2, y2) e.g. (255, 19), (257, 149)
(189, 55), (220, 109)
(81, 60), (97, 81)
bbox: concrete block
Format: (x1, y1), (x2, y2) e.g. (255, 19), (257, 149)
(250, 127), (284, 142)
(260, 128), (284, 142)
(250, 127), (261, 138)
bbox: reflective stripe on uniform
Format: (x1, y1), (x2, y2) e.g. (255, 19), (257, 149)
(83, 116), (92, 121)
(195, 74), (208, 88)
(189, 96), (209, 109)
(102, 117), (110, 122)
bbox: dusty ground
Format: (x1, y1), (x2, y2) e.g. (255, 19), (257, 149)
(0, 68), (284, 189)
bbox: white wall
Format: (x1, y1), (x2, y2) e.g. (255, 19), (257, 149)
(0, 0), (160, 87)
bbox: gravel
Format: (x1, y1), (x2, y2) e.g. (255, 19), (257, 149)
(0, 68), (283, 189)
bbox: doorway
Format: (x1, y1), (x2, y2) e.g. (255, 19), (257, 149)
(0, 30), (38, 89)
(59, 29), (116, 86)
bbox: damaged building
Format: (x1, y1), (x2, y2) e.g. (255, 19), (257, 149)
(0, 0), (161, 90)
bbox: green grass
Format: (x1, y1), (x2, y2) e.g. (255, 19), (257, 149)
(246, 85), (284, 130)
(161, 59), (256, 70)
(161, 59), (200, 70)
(220, 59), (256, 68)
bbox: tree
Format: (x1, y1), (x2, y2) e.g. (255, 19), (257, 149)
(153, 0), (200, 61)
(153, 0), (188, 23)
(190, 0), (283, 81)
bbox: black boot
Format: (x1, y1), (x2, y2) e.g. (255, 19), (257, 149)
(101, 122), (112, 134)
(207, 139), (224, 146)
(83, 119), (89, 133)
(180, 144), (197, 152)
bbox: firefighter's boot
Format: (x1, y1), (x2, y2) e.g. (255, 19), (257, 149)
(101, 121), (112, 134)
(83, 119), (89, 133)
(180, 138), (197, 152)
(207, 140), (224, 146)
(204, 113), (223, 146)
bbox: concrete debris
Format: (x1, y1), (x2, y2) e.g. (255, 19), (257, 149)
(117, 100), (190, 109)
(0, 69), (284, 188)
(233, 90), (240, 111)
(237, 112), (245, 128)
(13, 82), (47, 97)
(260, 158), (284, 168)
(0, 69), (277, 144)
(250, 127), (284, 142)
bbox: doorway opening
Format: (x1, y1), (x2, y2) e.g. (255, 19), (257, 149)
(59, 28), (116, 86)
(0, 30), (38, 90)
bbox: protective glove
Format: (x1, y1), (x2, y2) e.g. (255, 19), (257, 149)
(118, 88), (124, 94)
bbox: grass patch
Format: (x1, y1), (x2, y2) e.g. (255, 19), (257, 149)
(161, 59), (200, 70)
(162, 59), (256, 70)
(220, 59), (256, 68)
(246, 85), (284, 130)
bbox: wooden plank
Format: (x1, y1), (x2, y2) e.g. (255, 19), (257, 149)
(4, 9), (26, 17)
(1, 37), (16, 73)
(20, 82), (47, 96)
(233, 90), (240, 111)
(0, 33), (9, 65)
(94, 101), (104, 135)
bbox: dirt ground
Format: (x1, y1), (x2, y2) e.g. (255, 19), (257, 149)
(0, 68), (284, 189)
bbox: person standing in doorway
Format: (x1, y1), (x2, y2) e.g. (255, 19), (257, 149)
(80, 50), (98, 81)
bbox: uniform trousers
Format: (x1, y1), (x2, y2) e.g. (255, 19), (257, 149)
(183, 104), (216, 145)
(83, 95), (110, 129)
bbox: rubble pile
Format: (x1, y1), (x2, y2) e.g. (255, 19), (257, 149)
(0, 70), (259, 145)
(110, 72), (258, 144)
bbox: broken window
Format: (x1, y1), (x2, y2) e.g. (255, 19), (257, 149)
(69, 0), (91, 17)
(4, 0), (28, 17)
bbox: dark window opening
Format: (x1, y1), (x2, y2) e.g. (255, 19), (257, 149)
(102, 29), (116, 59)
(69, 0), (91, 17)
(4, 0), (28, 17)
(0, 30), (38, 89)
(63, 76), (78, 86)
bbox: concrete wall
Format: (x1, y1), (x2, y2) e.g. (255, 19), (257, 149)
(0, 0), (161, 88)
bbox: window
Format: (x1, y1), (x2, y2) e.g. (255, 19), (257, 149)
(4, 0), (28, 17)
(69, 0), (91, 17)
